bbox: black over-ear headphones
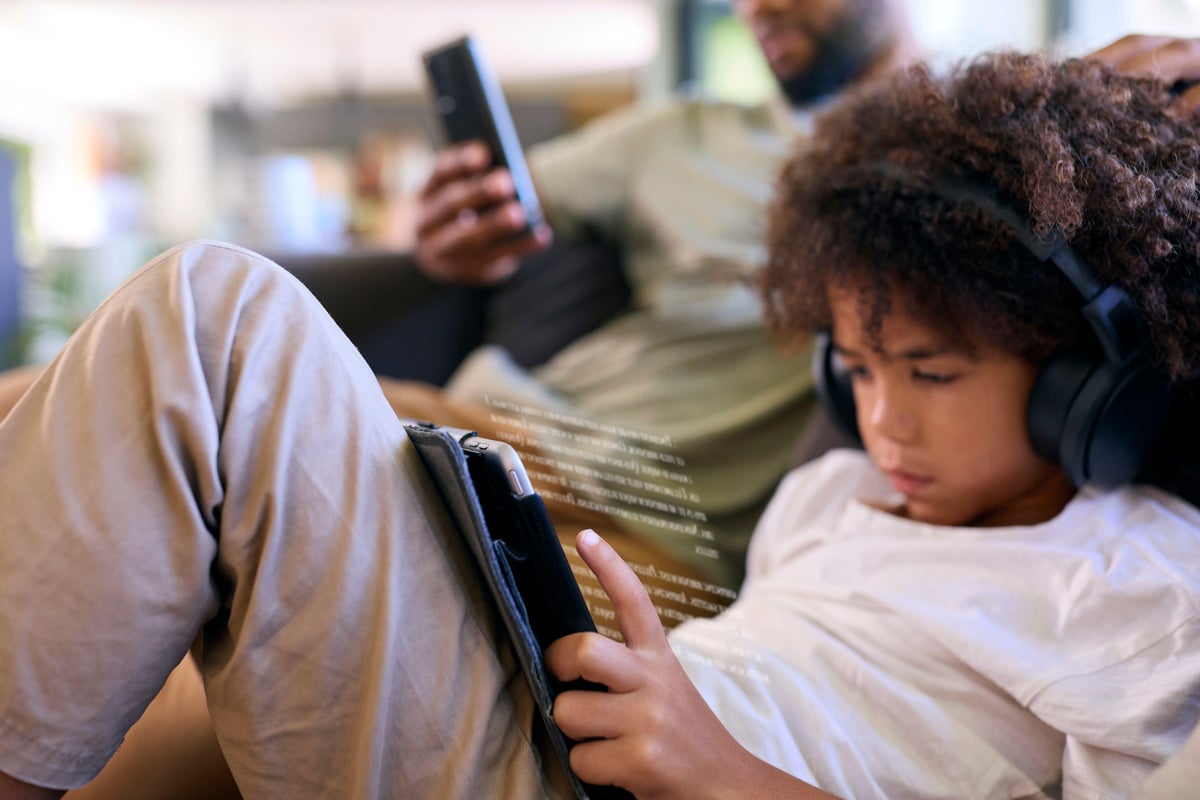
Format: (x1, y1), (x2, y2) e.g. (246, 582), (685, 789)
(813, 164), (1173, 489)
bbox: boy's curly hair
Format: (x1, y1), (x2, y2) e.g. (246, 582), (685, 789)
(763, 51), (1200, 497)
(763, 51), (1200, 382)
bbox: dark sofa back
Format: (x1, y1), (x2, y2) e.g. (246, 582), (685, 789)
(272, 231), (630, 386)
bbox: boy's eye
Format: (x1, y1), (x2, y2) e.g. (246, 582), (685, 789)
(913, 369), (959, 385)
(844, 364), (870, 381)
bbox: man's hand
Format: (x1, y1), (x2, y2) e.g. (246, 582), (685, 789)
(414, 141), (552, 285)
(545, 530), (838, 800)
(1088, 34), (1200, 111)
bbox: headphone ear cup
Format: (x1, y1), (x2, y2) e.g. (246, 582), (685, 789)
(813, 330), (863, 446)
(1028, 354), (1173, 488)
(1027, 353), (1094, 477)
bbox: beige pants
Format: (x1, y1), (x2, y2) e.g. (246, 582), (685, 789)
(0, 242), (568, 799)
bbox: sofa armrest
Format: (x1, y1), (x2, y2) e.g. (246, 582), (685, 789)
(270, 250), (491, 386)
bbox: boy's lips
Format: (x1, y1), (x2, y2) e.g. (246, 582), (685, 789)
(885, 468), (933, 495)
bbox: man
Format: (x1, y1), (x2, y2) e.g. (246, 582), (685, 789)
(391, 0), (919, 591)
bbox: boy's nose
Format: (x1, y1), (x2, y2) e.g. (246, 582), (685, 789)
(865, 385), (918, 444)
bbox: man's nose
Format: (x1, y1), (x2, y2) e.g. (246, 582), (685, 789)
(733, 0), (792, 18)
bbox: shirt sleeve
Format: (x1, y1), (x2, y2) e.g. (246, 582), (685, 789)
(1035, 617), (1200, 799)
(528, 100), (684, 241)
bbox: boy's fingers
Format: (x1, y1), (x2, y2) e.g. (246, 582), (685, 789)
(544, 632), (641, 693)
(551, 688), (630, 741)
(567, 737), (632, 791)
(574, 530), (664, 652)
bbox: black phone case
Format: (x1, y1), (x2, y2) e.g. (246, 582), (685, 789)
(404, 423), (633, 800)
(422, 36), (545, 232)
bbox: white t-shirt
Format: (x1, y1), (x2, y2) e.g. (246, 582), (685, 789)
(669, 449), (1200, 799)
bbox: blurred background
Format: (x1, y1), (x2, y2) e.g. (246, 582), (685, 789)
(1, 0), (1199, 366)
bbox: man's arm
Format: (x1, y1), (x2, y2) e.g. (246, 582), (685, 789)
(0, 771), (63, 800)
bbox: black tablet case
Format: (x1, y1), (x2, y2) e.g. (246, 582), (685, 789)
(404, 423), (633, 800)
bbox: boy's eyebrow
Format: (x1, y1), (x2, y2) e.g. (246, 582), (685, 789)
(833, 343), (962, 361)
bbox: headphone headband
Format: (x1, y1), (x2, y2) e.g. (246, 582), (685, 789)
(850, 161), (1142, 362)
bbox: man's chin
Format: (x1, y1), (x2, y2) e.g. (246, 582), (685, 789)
(776, 66), (858, 107)
(774, 3), (892, 107)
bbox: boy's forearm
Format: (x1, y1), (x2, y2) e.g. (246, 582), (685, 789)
(719, 749), (843, 800)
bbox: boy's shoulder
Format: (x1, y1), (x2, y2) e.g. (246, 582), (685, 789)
(780, 448), (893, 504)
(1081, 482), (1200, 579)
(760, 448), (892, 532)
(1074, 482), (1200, 541)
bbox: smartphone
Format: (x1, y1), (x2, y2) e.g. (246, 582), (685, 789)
(448, 426), (596, 650)
(422, 36), (546, 233)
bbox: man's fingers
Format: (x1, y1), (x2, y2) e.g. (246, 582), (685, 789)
(424, 198), (524, 253)
(1121, 40), (1200, 83)
(1088, 35), (1200, 86)
(412, 139), (552, 285)
(416, 167), (516, 237)
(1087, 34), (1172, 69)
(421, 141), (492, 197)
(574, 530), (664, 652)
(418, 212), (549, 282)
(1175, 82), (1200, 112)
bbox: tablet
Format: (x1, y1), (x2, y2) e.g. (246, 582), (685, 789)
(414, 422), (595, 649)
(403, 421), (634, 800)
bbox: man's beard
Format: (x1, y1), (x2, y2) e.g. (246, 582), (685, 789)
(777, 8), (891, 107)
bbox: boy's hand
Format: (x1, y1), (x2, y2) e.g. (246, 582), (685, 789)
(1088, 35), (1200, 111)
(414, 141), (552, 285)
(544, 530), (751, 799)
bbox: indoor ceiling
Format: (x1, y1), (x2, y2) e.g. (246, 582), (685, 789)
(0, 0), (661, 111)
